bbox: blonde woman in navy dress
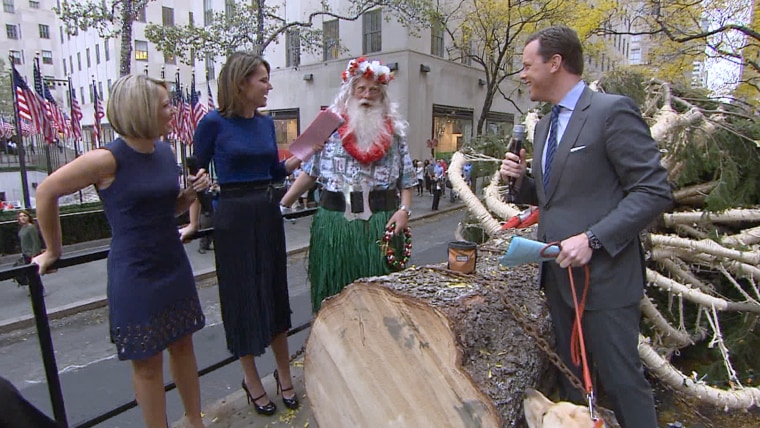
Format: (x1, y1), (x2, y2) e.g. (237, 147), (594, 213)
(187, 52), (314, 415)
(33, 75), (210, 428)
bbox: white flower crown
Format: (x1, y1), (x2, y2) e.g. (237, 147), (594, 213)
(341, 57), (394, 85)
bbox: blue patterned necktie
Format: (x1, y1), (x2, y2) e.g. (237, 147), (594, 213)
(543, 105), (562, 191)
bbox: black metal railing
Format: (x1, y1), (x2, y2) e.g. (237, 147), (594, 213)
(0, 208), (317, 428)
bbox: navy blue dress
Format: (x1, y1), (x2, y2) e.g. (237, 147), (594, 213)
(99, 138), (205, 361)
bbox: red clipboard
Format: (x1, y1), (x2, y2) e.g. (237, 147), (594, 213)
(289, 110), (344, 161)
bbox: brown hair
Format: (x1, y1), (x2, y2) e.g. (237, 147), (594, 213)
(525, 26), (584, 76)
(107, 75), (170, 139)
(216, 52), (271, 118)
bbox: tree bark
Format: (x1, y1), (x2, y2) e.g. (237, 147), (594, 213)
(304, 246), (554, 427)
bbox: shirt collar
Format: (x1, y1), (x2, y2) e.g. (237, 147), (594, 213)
(557, 80), (586, 112)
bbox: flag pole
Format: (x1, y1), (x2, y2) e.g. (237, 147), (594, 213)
(9, 54), (32, 209)
(67, 75), (83, 204)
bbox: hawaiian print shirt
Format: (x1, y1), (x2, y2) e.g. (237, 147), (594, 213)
(302, 130), (416, 192)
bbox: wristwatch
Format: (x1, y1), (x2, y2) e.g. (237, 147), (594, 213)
(585, 230), (602, 250)
(398, 204), (412, 217)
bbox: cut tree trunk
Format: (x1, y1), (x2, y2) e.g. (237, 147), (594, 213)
(304, 242), (554, 427)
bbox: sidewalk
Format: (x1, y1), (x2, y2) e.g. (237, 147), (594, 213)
(0, 192), (465, 333)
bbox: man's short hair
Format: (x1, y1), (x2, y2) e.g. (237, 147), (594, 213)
(217, 52), (270, 118)
(107, 75), (168, 140)
(525, 26), (584, 76)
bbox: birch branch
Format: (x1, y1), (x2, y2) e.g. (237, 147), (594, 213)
(663, 209), (760, 227)
(651, 234), (760, 265)
(639, 337), (760, 410)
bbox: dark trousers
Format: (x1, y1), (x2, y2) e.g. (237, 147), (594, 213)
(544, 268), (657, 428)
(0, 376), (60, 428)
(431, 187), (442, 210)
(199, 210), (214, 250)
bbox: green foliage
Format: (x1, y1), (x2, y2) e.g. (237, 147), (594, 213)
(598, 69), (760, 211)
(459, 134), (510, 181)
(145, 0), (433, 65)
(55, 0), (151, 39)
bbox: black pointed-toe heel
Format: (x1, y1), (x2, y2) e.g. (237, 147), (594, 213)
(273, 369), (300, 410)
(241, 379), (277, 415)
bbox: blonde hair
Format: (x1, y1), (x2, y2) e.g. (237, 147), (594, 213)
(217, 52), (270, 118)
(107, 75), (169, 139)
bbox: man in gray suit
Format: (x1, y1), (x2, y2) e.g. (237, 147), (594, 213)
(500, 26), (672, 427)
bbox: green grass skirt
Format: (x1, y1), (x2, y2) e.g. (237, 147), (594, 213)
(308, 207), (405, 312)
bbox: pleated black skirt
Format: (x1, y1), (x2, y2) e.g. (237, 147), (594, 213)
(213, 184), (292, 357)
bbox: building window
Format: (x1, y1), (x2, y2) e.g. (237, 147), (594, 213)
(59, 26), (64, 43)
(29, 0), (39, 7)
(162, 6), (174, 26)
(6, 24), (18, 40)
(69, 55), (73, 73)
(77, 52), (82, 70)
(225, 0), (234, 16)
(107, 79), (112, 96)
(3, 0), (14, 13)
(41, 50), (53, 65)
(431, 20), (444, 57)
(323, 20), (339, 61)
(362, 9), (382, 54)
(39, 24), (50, 39)
(98, 81), (104, 99)
(104, 41), (110, 61)
(204, 0), (213, 26)
(95, 44), (100, 64)
(164, 52), (176, 65)
(89, 84), (93, 103)
(629, 47), (641, 65)
(9, 50), (22, 65)
(135, 3), (146, 22)
(80, 87), (85, 105)
(189, 11), (194, 27)
(63, 58), (67, 73)
(86, 48), (91, 67)
(205, 53), (215, 79)
(286, 28), (300, 68)
(135, 40), (148, 61)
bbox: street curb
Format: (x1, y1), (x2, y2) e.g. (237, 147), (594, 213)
(0, 204), (465, 334)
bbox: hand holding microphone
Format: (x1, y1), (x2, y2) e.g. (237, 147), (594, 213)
(504, 124), (526, 202)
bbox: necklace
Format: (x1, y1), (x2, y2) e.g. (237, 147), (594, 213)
(381, 224), (412, 270)
(339, 119), (393, 164)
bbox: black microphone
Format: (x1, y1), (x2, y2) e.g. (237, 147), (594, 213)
(507, 124), (526, 202)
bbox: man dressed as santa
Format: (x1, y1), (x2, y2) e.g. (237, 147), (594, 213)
(281, 57), (416, 312)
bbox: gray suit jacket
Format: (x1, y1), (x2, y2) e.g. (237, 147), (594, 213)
(516, 86), (672, 310)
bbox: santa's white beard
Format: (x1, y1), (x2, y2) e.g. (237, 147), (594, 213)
(345, 97), (390, 153)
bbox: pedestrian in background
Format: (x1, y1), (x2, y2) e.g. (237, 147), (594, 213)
(414, 159), (424, 196)
(33, 74), (210, 428)
(499, 26), (671, 427)
(188, 52), (310, 416)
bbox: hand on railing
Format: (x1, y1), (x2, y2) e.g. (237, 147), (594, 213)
(31, 249), (59, 275)
(178, 224), (198, 244)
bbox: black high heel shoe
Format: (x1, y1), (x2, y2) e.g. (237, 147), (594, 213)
(273, 369), (299, 410)
(241, 379), (277, 416)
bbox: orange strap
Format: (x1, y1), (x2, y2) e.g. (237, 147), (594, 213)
(544, 242), (602, 426)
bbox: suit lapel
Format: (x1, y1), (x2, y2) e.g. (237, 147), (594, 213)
(545, 88), (593, 201)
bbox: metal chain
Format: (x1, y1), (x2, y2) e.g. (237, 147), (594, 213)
(492, 288), (588, 397)
(422, 265), (587, 394)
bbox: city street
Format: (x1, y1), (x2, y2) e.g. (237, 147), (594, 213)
(0, 198), (469, 427)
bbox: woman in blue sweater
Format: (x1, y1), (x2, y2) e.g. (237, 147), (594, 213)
(188, 52), (313, 415)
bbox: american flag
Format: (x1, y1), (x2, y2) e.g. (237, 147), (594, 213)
(0, 117), (14, 139)
(69, 85), (83, 140)
(190, 74), (207, 132)
(93, 80), (104, 147)
(36, 66), (69, 139)
(32, 60), (57, 143)
(12, 64), (46, 138)
(207, 79), (215, 111)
